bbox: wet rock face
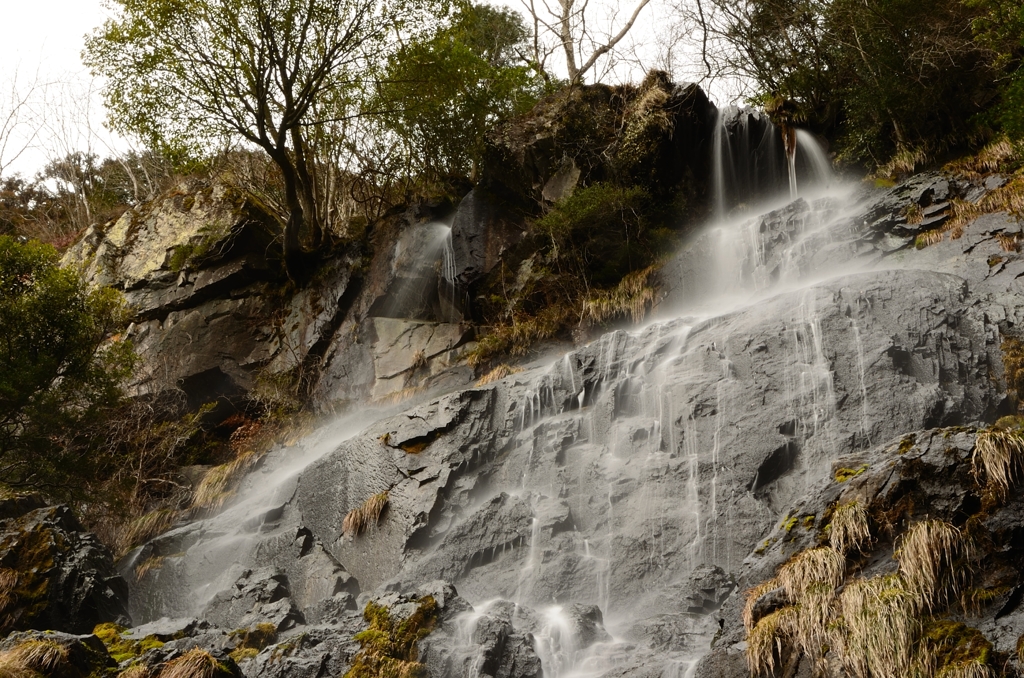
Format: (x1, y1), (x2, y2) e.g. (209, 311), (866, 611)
(693, 426), (1024, 678)
(121, 168), (1024, 677)
(0, 497), (129, 634)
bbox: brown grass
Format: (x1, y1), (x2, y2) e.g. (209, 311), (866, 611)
(157, 648), (219, 678)
(874, 146), (930, 181)
(134, 556), (165, 582)
(973, 428), (1024, 496)
(835, 574), (919, 678)
(343, 492), (389, 538)
(777, 547), (845, 601)
(475, 364), (524, 386)
(190, 448), (261, 512)
(746, 606), (796, 677)
(896, 520), (971, 611)
(583, 265), (658, 324)
(933, 659), (995, 678)
(119, 665), (152, 678)
(0, 639), (71, 677)
(944, 138), (1017, 179)
(828, 501), (871, 555)
(996, 232), (1022, 252)
(743, 579), (780, 632)
(946, 175), (1024, 239)
(124, 509), (181, 552)
(0, 568), (18, 614)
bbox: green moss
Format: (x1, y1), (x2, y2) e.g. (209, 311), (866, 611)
(0, 523), (58, 632)
(781, 515), (798, 533)
(229, 647), (259, 663)
(755, 537), (777, 555)
(834, 464), (869, 483)
(988, 254), (1004, 267)
(921, 619), (993, 671)
(92, 622), (164, 663)
(229, 622), (276, 654)
(167, 223), (225, 272)
(344, 596), (439, 678)
(1002, 336), (1024, 413)
(802, 515), (816, 529)
(898, 434), (918, 455)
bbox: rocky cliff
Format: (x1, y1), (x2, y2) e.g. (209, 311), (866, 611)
(44, 81), (1024, 678)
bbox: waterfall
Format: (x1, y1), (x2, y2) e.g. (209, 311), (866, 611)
(710, 106), (834, 219)
(133, 101), (914, 678)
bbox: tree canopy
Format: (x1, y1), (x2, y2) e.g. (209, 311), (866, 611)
(85, 0), (437, 279)
(373, 2), (546, 183)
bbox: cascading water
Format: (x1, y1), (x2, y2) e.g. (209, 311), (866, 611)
(132, 106), (930, 678)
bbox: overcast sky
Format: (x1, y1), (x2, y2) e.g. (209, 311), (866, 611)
(0, 0), (733, 178)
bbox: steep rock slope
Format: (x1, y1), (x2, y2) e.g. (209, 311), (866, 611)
(118, 169), (1024, 677)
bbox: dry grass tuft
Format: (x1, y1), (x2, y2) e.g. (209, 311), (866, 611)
(946, 176), (1024, 237)
(996, 232), (1022, 252)
(157, 648), (219, 678)
(896, 520), (971, 611)
(343, 492), (389, 538)
(777, 547), (845, 601)
(746, 606), (796, 677)
(835, 574), (919, 678)
(944, 138), (1017, 178)
(828, 501), (871, 555)
(915, 229), (947, 249)
(934, 659), (995, 678)
(874, 146), (930, 181)
(475, 364), (524, 386)
(134, 556), (165, 582)
(583, 265), (658, 324)
(191, 447), (262, 512)
(124, 509), (181, 552)
(119, 665), (152, 678)
(0, 568), (19, 613)
(743, 579), (780, 632)
(973, 428), (1024, 495)
(0, 639), (71, 676)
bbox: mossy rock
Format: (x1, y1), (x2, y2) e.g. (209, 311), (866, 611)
(0, 504), (129, 636)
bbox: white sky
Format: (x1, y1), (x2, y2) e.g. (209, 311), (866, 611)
(0, 0), (740, 178)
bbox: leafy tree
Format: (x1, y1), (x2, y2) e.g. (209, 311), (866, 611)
(0, 236), (134, 494)
(84, 0), (434, 279)
(373, 2), (546, 184)
(704, 0), (999, 168)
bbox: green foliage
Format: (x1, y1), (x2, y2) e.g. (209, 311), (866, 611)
(0, 236), (135, 495)
(83, 0), (444, 277)
(345, 597), (438, 678)
(374, 2), (545, 183)
(537, 182), (660, 286)
(716, 0), (1000, 169)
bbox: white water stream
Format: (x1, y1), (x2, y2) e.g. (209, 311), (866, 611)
(150, 112), (888, 678)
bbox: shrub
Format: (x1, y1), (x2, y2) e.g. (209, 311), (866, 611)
(0, 236), (134, 497)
